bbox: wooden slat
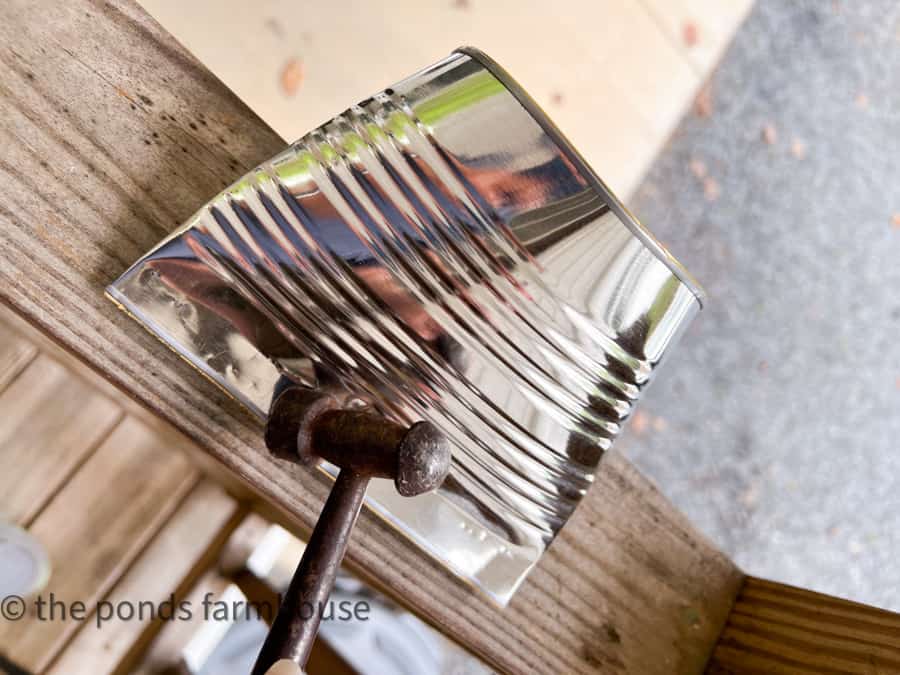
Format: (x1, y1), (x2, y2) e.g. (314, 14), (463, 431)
(707, 577), (900, 674)
(131, 570), (232, 675)
(0, 317), (37, 390)
(218, 512), (271, 576)
(0, 354), (121, 525)
(0, 305), (260, 503)
(0, 416), (197, 673)
(45, 480), (242, 675)
(0, 2), (743, 673)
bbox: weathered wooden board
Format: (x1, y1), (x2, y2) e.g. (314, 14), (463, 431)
(45, 480), (242, 675)
(0, 416), (197, 672)
(707, 576), (900, 674)
(0, 354), (121, 525)
(0, 1), (743, 672)
(0, 305), (261, 502)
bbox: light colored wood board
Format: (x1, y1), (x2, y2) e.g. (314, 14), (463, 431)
(138, 0), (695, 197)
(551, 0), (699, 138)
(130, 570), (232, 675)
(0, 2), (743, 673)
(0, 353), (122, 525)
(0, 416), (198, 673)
(218, 512), (272, 576)
(45, 480), (242, 675)
(707, 577), (900, 674)
(0, 317), (37, 390)
(639, 0), (755, 75)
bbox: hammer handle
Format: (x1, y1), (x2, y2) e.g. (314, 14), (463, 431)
(251, 469), (368, 674)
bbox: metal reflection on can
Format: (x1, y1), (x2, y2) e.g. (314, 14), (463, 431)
(108, 48), (703, 604)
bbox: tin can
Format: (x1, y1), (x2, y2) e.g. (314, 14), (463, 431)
(108, 48), (702, 604)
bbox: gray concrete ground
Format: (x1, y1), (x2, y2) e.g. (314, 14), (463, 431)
(621, 0), (900, 610)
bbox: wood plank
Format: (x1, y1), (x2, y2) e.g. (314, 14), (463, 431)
(139, 0), (694, 197)
(0, 317), (37, 391)
(0, 354), (121, 525)
(0, 2), (743, 673)
(45, 480), (243, 675)
(0, 416), (197, 673)
(551, 0), (699, 138)
(639, 0), (755, 76)
(706, 577), (900, 674)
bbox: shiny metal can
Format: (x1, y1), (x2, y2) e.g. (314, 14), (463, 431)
(108, 48), (703, 604)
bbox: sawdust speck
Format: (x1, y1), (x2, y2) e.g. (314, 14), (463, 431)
(683, 21), (699, 47)
(694, 82), (713, 117)
(703, 176), (721, 202)
(630, 410), (649, 435)
(689, 158), (707, 179)
(280, 58), (305, 97)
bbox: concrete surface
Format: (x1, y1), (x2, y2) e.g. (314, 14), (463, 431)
(621, 0), (900, 610)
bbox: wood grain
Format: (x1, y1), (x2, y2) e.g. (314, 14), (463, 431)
(0, 304), (262, 502)
(707, 576), (900, 674)
(45, 480), (242, 675)
(0, 1), (743, 672)
(0, 353), (121, 525)
(0, 318), (37, 390)
(0, 416), (197, 672)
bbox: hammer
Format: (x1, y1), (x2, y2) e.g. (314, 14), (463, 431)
(251, 387), (452, 674)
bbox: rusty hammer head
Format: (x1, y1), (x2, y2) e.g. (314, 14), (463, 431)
(265, 387), (451, 497)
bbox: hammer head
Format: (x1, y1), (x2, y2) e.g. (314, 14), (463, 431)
(395, 422), (451, 497)
(265, 387), (451, 497)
